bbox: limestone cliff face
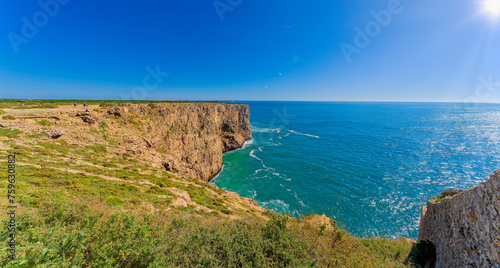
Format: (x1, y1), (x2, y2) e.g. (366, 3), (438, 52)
(419, 171), (500, 267)
(101, 103), (252, 181)
(10, 102), (253, 182)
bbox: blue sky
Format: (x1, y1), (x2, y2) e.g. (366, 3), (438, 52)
(1, 0), (499, 101)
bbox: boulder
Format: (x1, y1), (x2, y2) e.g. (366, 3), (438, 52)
(45, 128), (64, 139)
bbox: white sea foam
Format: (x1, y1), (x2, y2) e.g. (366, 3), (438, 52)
(288, 130), (320, 138)
(210, 165), (224, 182)
(249, 150), (261, 161)
(252, 126), (282, 133)
(254, 169), (264, 175)
(241, 138), (254, 149)
(261, 199), (290, 211)
(224, 139), (254, 154)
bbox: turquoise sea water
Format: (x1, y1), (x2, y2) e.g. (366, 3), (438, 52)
(211, 102), (500, 239)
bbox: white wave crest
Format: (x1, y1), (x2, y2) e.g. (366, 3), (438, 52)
(210, 165), (224, 182)
(252, 126), (282, 133)
(249, 150), (262, 161)
(261, 199), (290, 211)
(288, 130), (320, 138)
(241, 138), (254, 149)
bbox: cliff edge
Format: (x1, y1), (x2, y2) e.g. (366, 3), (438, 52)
(3, 102), (251, 182)
(101, 102), (252, 181)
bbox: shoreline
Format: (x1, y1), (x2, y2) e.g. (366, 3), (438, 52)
(209, 138), (255, 183)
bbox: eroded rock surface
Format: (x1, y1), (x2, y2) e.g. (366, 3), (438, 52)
(5, 103), (251, 182)
(419, 171), (500, 267)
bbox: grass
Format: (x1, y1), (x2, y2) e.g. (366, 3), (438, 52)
(0, 128), (22, 138)
(84, 144), (107, 154)
(35, 120), (51, 126)
(0, 99), (235, 110)
(0, 200), (412, 267)
(429, 195), (444, 203)
(24, 134), (41, 139)
(185, 185), (230, 214)
(0, 150), (414, 267)
(2, 115), (16, 120)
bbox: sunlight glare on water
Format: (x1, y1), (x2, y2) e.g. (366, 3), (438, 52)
(212, 102), (500, 239)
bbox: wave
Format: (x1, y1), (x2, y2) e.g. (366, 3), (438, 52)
(252, 126), (282, 133)
(223, 139), (254, 154)
(260, 199), (290, 211)
(249, 149), (277, 173)
(288, 130), (320, 138)
(210, 165), (224, 182)
(241, 138), (254, 149)
(249, 149), (262, 161)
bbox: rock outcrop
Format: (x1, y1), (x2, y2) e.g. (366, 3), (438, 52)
(96, 103), (252, 181)
(1, 102), (251, 182)
(419, 171), (500, 267)
(54, 103), (250, 181)
(44, 128), (64, 139)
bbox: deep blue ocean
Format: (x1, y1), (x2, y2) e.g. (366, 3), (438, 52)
(211, 102), (500, 239)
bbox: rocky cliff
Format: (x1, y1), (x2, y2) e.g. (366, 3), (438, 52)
(419, 171), (500, 267)
(3, 102), (252, 182)
(101, 102), (252, 181)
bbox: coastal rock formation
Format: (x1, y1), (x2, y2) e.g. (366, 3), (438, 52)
(95, 103), (252, 181)
(419, 171), (500, 267)
(7, 102), (251, 182)
(0, 101), (265, 218)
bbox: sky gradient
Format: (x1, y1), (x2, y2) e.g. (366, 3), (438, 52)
(1, 0), (499, 101)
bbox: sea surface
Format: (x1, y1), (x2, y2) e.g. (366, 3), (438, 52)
(211, 101), (500, 239)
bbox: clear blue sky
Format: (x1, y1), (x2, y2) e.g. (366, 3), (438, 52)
(1, 0), (499, 101)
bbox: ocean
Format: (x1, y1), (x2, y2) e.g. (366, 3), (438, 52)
(211, 101), (500, 239)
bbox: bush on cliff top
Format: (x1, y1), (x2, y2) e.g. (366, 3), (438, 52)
(0, 200), (413, 267)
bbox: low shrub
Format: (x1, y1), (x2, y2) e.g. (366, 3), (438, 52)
(2, 115), (15, 120)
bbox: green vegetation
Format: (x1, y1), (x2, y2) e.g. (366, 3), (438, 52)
(35, 119), (51, 126)
(429, 195), (444, 203)
(0, 199), (412, 267)
(0, 100), (61, 109)
(0, 128), (22, 138)
(0, 99), (233, 110)
(2, 115), (15, 120)
(186, 185), (230, 214)
(25, 134), (41, 139)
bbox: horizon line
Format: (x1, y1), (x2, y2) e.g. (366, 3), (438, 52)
(1, 98), (500, 105)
